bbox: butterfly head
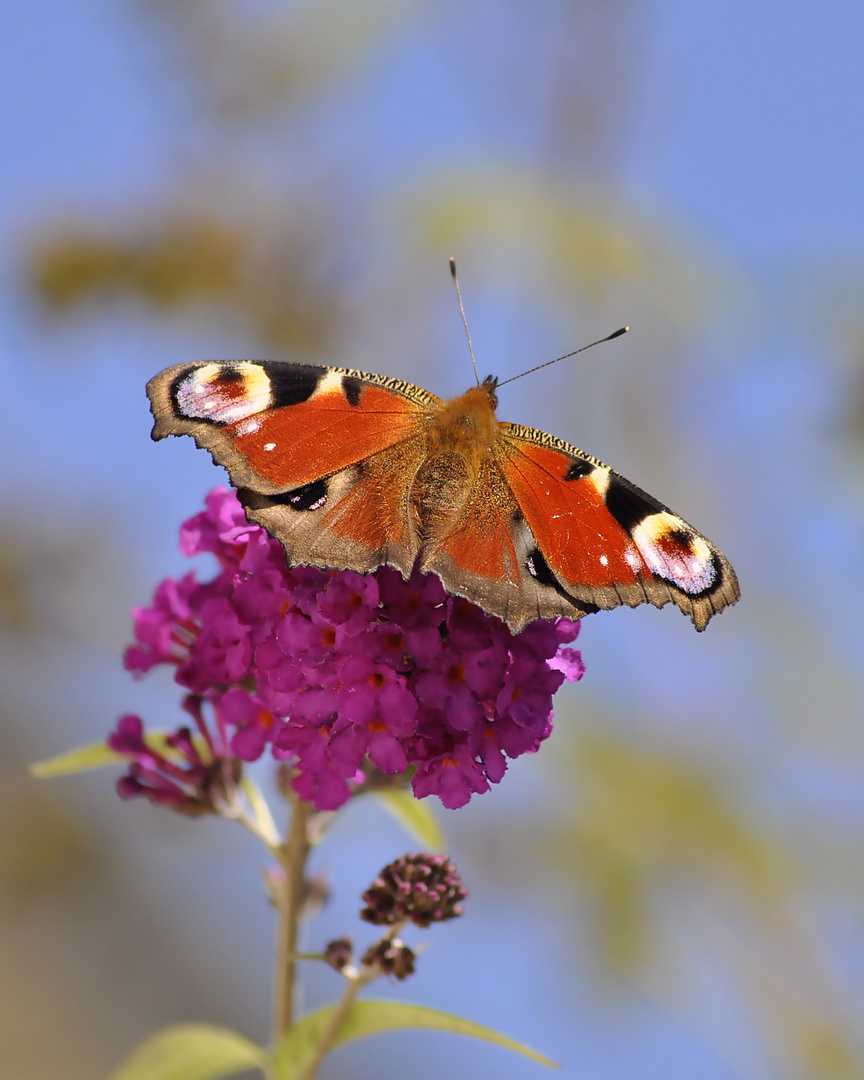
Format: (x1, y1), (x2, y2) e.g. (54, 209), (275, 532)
(426, 377), (501, 462)
(480, 373), (499, 409)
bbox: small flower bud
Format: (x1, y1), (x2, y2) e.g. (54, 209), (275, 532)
(360, 854), (467, 928)
(323, 937), (353, 972)
(361, 940), (416, 981)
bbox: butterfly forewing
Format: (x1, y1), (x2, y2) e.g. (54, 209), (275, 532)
(147, 360), (440, 494)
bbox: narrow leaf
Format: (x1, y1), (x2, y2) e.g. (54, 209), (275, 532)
(30, 742), (121, 778)
(274, 1000), (558, 1078)
(107, 1023), (270, 1080)
(333, 1001), (558, 1066)
(372, 790), (444, 851)
(30, 732), (174, 779)
(240, 774), (280, 847)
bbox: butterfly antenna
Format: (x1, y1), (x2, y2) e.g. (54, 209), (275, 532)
(450, 257), (480, 386)
(496, 326), (629, 388)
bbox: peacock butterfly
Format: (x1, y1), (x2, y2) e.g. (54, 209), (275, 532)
(146, 349), (739, 633)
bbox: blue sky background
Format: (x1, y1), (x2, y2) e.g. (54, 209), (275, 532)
(3, 3), (864, 1078)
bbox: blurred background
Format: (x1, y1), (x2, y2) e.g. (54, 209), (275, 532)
(3, 1), (864, 1077)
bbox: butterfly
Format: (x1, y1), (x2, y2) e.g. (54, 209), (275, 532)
(146, 358), (739, 632)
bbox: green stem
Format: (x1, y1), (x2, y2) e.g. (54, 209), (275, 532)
(300, 922), (405, 1079)
(272, 793), (312, 1044)
(300, 965), (379, 1080)
(230, 804), (282, 858)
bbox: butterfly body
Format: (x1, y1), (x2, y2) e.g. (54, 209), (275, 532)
(147, 359), (739, 632)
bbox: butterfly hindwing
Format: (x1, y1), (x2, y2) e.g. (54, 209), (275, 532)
(497, 423), (739, 630)
(239, 434), (430, 575)
(419, 453), (599, 629)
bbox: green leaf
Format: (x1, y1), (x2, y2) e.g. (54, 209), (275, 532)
(273, 1000), (558, 1078)
(30, 732), (181, 779)
(30, 741), (124, 778)
(372, 789), (444, 851)
(107, 1023), (270, 1080)
(272, 1010), (329, 1080)
(240, 773), (280, 847)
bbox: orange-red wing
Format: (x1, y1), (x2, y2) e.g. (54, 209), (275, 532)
(147, 360), (440, 494)
(498, 431), (643, 589)
(237, 432), (430, 577)
(431, 457), (522, 582)
(231, 383), (426, 488)
(497, 422), (740, 630)
(417, 454), (554, 629)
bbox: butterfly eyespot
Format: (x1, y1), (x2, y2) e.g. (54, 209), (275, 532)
(266, 364), (322, 407)
(631, 512), (719, 596)
(258, 478), (329, 512)
(171, 362), (272, 425)
(235, 416), (263, 436)
(287, 480), (328, 512)
(525, 548), (558, 588)
(666, 527), (692, 546)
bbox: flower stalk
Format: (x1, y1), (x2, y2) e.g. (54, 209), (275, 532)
(299, 961), (379, 1080)
(273, 790), (313, 1044)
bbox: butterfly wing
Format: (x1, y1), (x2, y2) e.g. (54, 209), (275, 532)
(147, 360), (441, 575)
(493, 423), (740, 631)
(418, 452), (600, 630)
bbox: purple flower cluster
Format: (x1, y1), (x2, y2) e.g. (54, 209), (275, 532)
(117, 488), (584, 811)
(361, 854), (467, 927)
